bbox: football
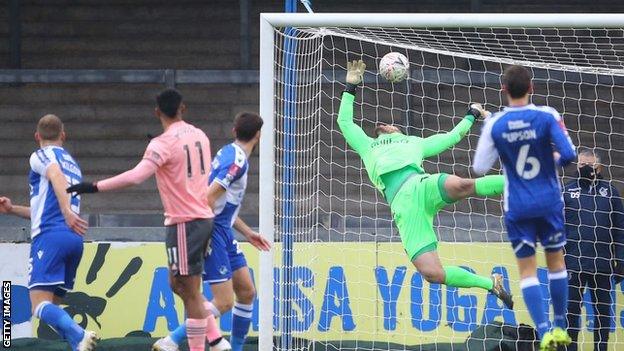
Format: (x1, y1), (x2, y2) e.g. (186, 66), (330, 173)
(379, 52), (410, 83)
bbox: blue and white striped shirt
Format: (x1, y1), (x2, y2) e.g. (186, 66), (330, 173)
(29, 146), (82, 238)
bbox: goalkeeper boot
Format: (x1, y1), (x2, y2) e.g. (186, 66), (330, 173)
(152, 337), (179, 351)
(77, 330), (98, 351)
(490, 273), (514, 309)
(551, 327), (572, 348)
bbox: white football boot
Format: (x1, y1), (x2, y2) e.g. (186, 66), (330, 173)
(152, 337), (180, 351)
(77, 330), (98, 351)
(210, 337), (232, 351)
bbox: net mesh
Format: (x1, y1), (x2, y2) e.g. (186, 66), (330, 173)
(269, 25), (624, 350)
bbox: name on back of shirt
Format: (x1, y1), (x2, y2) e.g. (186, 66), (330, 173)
(371, 138), (407, 148)
(60, 160), (81, 176)
(501, 120), (537, 143)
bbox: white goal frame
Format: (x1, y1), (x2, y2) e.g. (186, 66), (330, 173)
(257, 13), (624, 349)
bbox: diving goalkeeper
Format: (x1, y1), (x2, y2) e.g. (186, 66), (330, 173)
(338, 60), (513, 308)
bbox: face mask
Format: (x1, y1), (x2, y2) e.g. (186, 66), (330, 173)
(578, 165), (596, 180)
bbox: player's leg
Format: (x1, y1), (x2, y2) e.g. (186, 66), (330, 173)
(517, 255), (552, 339)
(157, 222), (228, 351)
(441, 174), (504, 202)
(541, 214), (571, 348)
(545, 249), (568, 330)
(29, 232), (95, 351)
(166, 220), (211, 351)
(62, 235), (98, 351)
(230, 245), (255, 351)
(394, 174), (512, 307)
(590, 273), (612, 351)
(410, 248), (513, 308)
(508, 217), (551, 342)
(169, 274), (208, 351)
(210, 281), (235, 315)
(202, 227), (235, 349)
(157, 292), (227, 351)
(565, 271), (584, 351)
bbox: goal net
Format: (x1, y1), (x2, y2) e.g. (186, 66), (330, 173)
(259, 14), (624, 350)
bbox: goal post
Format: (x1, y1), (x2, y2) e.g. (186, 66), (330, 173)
(259, 13), (624, 350)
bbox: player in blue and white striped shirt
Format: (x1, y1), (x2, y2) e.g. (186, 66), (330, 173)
(0, 115), (96, 351)
(473, 65), (576, 351)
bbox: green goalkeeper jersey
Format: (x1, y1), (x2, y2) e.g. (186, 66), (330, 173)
(337, 91), (475, 195)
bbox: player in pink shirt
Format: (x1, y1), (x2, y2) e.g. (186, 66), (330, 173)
(68, 89), (229, 351)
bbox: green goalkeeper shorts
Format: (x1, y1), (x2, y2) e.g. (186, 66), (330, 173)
(390, 173), (453, 261)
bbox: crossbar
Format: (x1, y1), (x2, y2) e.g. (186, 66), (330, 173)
(261, 12), (624, 28)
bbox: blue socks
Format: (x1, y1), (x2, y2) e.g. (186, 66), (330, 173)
(520, 277), (551, 338)
(35, 301), (84, 349)
(548, 270), (568, 329)
(230, 302), (253, 351)
(169, 322), (187, 345)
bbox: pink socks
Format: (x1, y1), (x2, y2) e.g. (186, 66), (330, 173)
(204, 301), (222, 342)
(186, 318), (207, 351)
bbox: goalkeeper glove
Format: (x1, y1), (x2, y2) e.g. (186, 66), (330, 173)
(67, 182), (99, 195)
(467, 103), (491, 120)
(345, 59), (366, 95)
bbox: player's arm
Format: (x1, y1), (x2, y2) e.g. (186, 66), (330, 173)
(233, 217), (271, 251)
(472, 116), (500, 175)
(206, 150), (243, 208)
(97, 159), (158, 191)
(548, 111), (576, 167)
(47, 164), (88, 235)
(206, 181), (226, 209)
(337, 60), (373, 155)
(422, 104), (488, 158)
(67, 140), (166, 195)
(0, 197), (30, 219)
(66, 159), (158, 194)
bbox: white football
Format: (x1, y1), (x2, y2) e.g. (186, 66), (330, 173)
(379, 52), (410, 83)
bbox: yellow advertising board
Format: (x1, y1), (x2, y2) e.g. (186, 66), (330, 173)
(10, 242), (623, 350)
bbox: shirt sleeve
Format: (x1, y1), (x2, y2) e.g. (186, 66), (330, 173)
(473, 117), (500, 175)
(143, 137), (172, 168)
(29, 148), (59, 176)
(422, 115), (475, 158)
(547, 109), (576, 167)
(337, 92), (373, 155)
(211, 148), (245, 189)
(96, 159), (158, 192)
(611, 185), (624, 262)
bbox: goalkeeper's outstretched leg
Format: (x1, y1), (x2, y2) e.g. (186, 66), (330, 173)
(442, 173), (505, 202)
(391, 172), (513, 309)
(412, 251), (513, 309)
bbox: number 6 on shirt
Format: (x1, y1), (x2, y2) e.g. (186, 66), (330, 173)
(516, 144), (541, 180)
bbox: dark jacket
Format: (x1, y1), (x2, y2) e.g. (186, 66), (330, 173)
(563, 179), (624, 273)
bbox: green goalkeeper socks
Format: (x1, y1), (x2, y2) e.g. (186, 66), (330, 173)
(443, 266), (493, 290)
(475, 175), (504, 197)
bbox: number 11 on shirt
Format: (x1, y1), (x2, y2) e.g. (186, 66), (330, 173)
(183, 142), (206, 178)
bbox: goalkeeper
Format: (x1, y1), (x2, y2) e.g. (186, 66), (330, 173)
(338, 60), (512, 308)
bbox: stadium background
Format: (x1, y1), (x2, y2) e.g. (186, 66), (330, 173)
(1, 1), (624, 350)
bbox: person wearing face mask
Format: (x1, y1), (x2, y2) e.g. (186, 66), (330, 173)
(563, 147), (624, 351)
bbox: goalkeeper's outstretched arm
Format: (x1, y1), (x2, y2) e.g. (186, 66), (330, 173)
(337, 60), (373, 155)
(422, 104), (488, 158)
(338, 92), (373, 154)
